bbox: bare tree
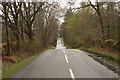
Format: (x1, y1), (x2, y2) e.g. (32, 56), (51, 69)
(20, 2), (45, 41)
(2, 2), (10, 56)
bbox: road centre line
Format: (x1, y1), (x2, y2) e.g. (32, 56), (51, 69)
(63, 49), (75, 79)
(63, 49), (65, 53)
(69, 69), (75, 79)
(64, 54), (69, 63)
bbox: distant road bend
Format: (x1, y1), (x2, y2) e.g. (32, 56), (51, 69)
(11, 38), (118, 79)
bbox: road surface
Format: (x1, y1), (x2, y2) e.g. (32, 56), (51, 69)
(11, 38), (118, 79)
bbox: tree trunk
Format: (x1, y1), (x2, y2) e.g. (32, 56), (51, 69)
(5, 22), (10, 56)
(107, 25), (110, 39)
(3, 4), (11, 56)
(15, 33), (20, 50)
(28, 27), (34, 41)
(118, 15), (120, 41)
(88, 0), (105, 40)
(107, 3), (110, 39)
(97, 9), (105, 40)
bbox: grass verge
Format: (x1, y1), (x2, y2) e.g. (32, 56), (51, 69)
(79, 48), (119, 66)
(2, 53), (39, 78)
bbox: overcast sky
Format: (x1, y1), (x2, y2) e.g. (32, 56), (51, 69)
(57, 0), (120, 23)
(57, 0), (96, 23)
(0, 0), (119, 23)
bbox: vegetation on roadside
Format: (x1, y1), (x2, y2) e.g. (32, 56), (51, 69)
(79, 47), (119, 66)
(2, 53), (39, 78)
(1, 2), (59, 57)
(61, 1), (120, 67)
(1, 1), (62, 78)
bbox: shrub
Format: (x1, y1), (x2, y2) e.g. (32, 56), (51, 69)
(2, 43), (7, 56)
(0, 43), (2, 49)
(2, 56), (15, 63)
(114, 41), (120, 51)
(2, 42), (17, 56)
(10, 42), (17, 51)
(94, 39), (102, 45)
(83, 35), (94, 48)
(25, 40), (42, 54)
(2, 43), (7, 49)
(73, 36), (84, 48)
(103, 39), (117, 48)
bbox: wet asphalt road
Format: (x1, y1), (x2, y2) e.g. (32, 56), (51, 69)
(11, 38), (118, 78)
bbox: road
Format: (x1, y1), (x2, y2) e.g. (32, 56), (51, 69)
(11, 38), (118, 79)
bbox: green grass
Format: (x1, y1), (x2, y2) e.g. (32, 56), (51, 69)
(2, 53), (39, 78)
(79, 47), (119, 66)
(88, 48), (119, 60)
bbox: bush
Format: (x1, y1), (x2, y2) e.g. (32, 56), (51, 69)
(94, 39), (102, 45)
(0, 43), (2, 49)
(73, 36), (84, 48)
(25, 40), (42, 54)
(103, 39), (117, 48)
(2, 42), (18, 56)
(2, 43), (7, 56)
(10, 42), (17, 51)
(2, 56), (15, 63)
(114, 41), (120, 51)
(2, 43), (7, 49)
(83, 35), (94, 48)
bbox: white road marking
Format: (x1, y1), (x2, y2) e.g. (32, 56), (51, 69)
(64, 54), (69, 63)
(69, 69), (75, 79)
(63, 49), (65, 53)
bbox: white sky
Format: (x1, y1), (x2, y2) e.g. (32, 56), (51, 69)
(58, 0), (120, 23)
(1, 0), (119, 23)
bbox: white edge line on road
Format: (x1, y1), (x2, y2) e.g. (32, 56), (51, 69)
(63, 49), (65, 53)
(64, 54), (69, 63)
(69, 69), (75, 79)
